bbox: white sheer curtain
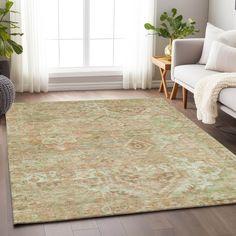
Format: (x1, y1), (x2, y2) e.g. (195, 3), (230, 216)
(123, 0), (155, 90)
(10, 0), (48, 93)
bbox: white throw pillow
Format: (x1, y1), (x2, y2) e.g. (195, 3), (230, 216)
(199, 23), (224, 65)
(216, 30), (236, 47)
(205, 41), (236, 72)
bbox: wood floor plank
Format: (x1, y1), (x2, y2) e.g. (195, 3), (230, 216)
(191, 207), (231, 236)
(9, 225), (46, 236)
(217, 235), (235, 236)
(211, 206), (236, 235)
(164, 210), (211, 236)
(44, 222), (73, 236)
(71, 219), (97, 231)
(73, 229), (101, 236)
(153, 228), (174, 236)
(145, 213), (173, 230)
(96, 217), (127, 236)
(120, 214), (156, 236)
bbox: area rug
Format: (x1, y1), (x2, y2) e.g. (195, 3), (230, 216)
(6, 98), (236, 225)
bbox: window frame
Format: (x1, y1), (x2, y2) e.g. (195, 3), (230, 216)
(47, 0), (123, 73)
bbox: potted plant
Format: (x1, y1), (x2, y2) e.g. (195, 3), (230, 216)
(144, 8), (199, 58)
(0, 0), (23, 77)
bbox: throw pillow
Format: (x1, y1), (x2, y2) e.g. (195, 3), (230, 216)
(216, 30), (236, 47)
(199, 23), (224, 65)
(205, 41), (236, 72)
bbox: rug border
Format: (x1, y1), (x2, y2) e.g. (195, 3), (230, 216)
(13, 202), (236, 226)
(7, 98), (236, 225)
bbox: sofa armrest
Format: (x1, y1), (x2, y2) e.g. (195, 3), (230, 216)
(171, 38), (204, 81)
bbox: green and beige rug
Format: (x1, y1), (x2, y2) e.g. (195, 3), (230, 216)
(6, 98), (236, 225)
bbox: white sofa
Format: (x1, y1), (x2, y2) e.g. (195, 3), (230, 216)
(171, 38), (236, 119)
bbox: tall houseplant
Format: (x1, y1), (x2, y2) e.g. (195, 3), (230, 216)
(0, 0), (23, 77)
(145, 8), (199, 58)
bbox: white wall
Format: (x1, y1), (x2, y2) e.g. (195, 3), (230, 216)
(209, 0), (236, 30)
(154, 0), (209, 81)
(0, 0), (5, 7)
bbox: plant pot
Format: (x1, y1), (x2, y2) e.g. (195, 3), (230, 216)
(164, 39), (173, 60)
(0, 60), (10, 78)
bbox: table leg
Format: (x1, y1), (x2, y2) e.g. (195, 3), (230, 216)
(159, 68), (169, 98)
(170, 82), (179, 100)
(159, 81), (164, 92)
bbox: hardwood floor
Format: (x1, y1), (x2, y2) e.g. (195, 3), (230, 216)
(0, 89), (236, 236)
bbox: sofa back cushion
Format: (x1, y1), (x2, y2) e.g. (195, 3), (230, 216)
(199, 23), (224, 65)
(205, 41), (236, 72)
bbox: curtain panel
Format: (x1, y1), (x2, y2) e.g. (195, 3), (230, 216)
(123, 0), (156, 90)
(10, 0), (48, 93)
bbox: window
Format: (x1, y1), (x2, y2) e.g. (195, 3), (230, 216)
(45, 0), (126, 69)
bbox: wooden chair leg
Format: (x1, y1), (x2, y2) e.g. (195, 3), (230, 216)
(182, 87), (188, 109)
(170, 83), (179, 100)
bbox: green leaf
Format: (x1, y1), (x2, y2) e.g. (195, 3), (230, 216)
(159, 28), (170, 38)
(0, 25), (8, 31)
(7, 39), (23, 54)
(144, 23), (156, 30)
(0, 39), (4, 55)
(4, 41), (13, 58)
(161, 23), (168, 28)
(160, 12), (167, 21)
(172, 8), (177, 17)
(0, 9), (5, 16)
(10, 10), (20, 14)
(0, 28), (10, 40)
(10, 23), (20, 29)
(5, 0), (14, 11)
(10, 33), (24, 36)
(175, 21), (182, 29)
(1, 20), (18, 24)
(175, 15), (183, 21)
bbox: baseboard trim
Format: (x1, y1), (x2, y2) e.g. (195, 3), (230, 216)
(49, 80), (174, 91)
(49, 81), (123, 91)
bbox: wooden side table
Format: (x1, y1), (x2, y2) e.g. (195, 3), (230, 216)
(152, 56), (171, 98)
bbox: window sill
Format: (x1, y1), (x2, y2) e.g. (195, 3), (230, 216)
(49, 66), (123, 78)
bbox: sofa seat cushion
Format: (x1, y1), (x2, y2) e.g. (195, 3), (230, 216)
(174, 64), (220, 88)
(174, 65), (236, 112)
(219, 88), (236, 112)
